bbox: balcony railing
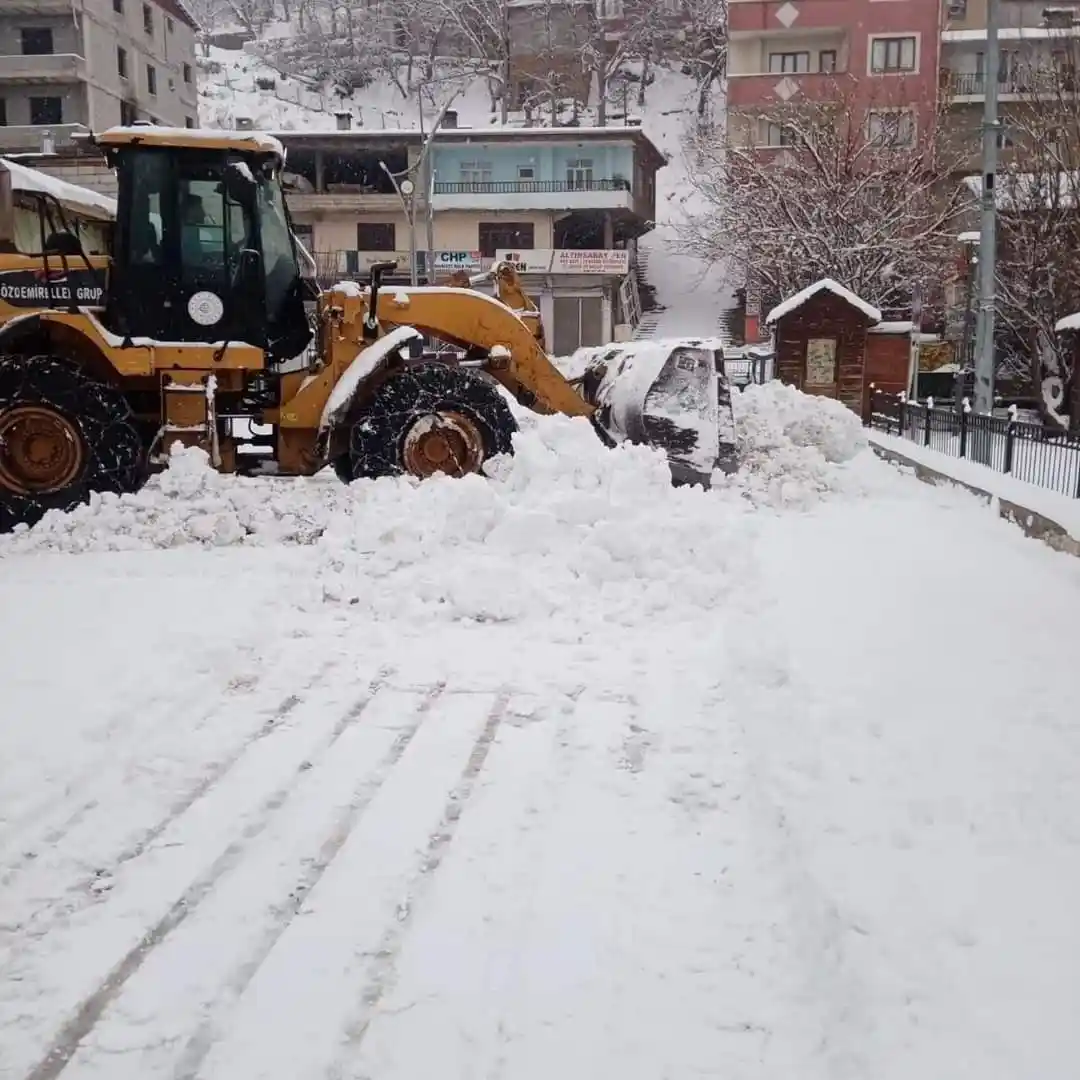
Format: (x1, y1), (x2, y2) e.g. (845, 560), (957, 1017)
(944, 69), (1080, 97)
(0, 52), (87, 80)
(433, 179), (631, 194)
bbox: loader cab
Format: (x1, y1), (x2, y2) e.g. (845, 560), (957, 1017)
(103, 139), (311, 362)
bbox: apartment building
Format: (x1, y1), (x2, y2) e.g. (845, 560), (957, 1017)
(0, 0), (199, 154)
(727, 0), (943, 144)
(277, 124), (664, 353)
(939, 0), (1080, 168)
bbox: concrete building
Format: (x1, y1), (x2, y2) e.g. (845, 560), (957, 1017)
(0, 0), (199, 154)
(273, 124), (662, 354)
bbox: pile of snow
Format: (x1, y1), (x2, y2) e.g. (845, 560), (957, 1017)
(315, 414), (753, 626)
(1, 388), (880, 625)
(0, 445), (335, 554)
(716, 382), (873, 510)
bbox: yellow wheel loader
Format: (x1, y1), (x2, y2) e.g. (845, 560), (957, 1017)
(0, 128), (737, 534)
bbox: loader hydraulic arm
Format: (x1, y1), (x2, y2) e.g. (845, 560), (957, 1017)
(369, 282), (590, 418)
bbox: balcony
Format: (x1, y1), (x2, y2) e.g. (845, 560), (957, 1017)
(430, 179), (633, 213)
(0, 123), (89, 152)
(0, 53), (87, 83)
(0, 0), (77, 12)
(942, 68), (1080, 101)
(727, 72), (846, 109)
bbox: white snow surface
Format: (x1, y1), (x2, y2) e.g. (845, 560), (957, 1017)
(3, 387), (1080, 1080)
(765, 277), (882, 327)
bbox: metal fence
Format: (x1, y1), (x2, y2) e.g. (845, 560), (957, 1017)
(867, 388), (1080, 499)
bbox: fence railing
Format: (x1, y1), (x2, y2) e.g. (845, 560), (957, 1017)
(866, 387), (1080, 499)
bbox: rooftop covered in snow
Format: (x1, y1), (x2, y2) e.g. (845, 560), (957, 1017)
(1, 155), (116, 220)
(269, 125), (666, 167)
(1055, 312), (1080, 333)
(765, 279), (882, 326)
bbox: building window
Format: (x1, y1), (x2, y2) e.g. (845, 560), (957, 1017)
(566, 158), (594, 188)
(769, 52), (809, 74)
(0, 99), (6, 126)
(117, 46), (128, 79)
(517, 165), (535, 181)
(183, 62), (193, 83)
(820, 50), (838, 73)
(867, 109), (915, 147)
(870, 35), (917, 73)
(143, 3), (153, 34)
(459, 161), (493, 185)
(21, 28), (54, 55)
(146, 64), (157, 95)
(356, 222), (396, 251)
(478, 222), (535, 258)
(167, 16), (174, 32)
(185, 115), (196, 128)
(766, 122), (796, 146)
(121, 100), (137, 124)
(997, 126), (1015, 149)
(30, 97), (62, 125)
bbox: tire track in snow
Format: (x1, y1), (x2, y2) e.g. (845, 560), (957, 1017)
(14, 666), (399, 1080)
(0, 635), (328, 884)
(337, 689), (511, 1054)
(166, 682), (449, 1080)
(1, 655), (338, 942)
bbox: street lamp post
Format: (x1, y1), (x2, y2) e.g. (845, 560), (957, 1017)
(379, 163), (418, 285)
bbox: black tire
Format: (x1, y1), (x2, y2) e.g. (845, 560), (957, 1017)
(344, 363), (517, 481)
(0, 355), (146, 534)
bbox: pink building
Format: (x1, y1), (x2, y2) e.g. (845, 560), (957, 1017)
(726, 0), (944, 339)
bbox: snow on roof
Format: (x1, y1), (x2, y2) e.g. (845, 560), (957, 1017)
(957, 230), (980, 243)
(765, 278), (882, 326)
(1, 156), (116, 220)
(1055, 312), (1080, 332)
(269, 125), (665, 162)
(96, 126), (285, 158)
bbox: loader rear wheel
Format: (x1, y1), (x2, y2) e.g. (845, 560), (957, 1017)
(0, 355), (146, 534)
(344, 363), (517, 481)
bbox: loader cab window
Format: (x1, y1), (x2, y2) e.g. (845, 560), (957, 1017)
(108, 146), (310, 360)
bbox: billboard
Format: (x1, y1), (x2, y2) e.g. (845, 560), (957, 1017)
(494, 249), (630, 275)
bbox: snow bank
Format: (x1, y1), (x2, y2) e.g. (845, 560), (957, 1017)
(0, 445), (334, 554)
(1, 387), (880, 625)
(716, 382), (872, 509)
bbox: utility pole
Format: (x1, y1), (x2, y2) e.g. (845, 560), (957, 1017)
(972, 0), (1000, 460)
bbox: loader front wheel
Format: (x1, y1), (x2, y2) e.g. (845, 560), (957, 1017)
(0, 355), (146, 534)
(344, 363), (517, 481)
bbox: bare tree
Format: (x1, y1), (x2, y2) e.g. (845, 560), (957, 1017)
(681, 79), (968, 318)
(583, 0), (675, 126)
(672, 0), (727, 119)
(981, 32), (1080, 428)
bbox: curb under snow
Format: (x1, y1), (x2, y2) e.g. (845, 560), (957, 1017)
(869, 438), (1080, 559)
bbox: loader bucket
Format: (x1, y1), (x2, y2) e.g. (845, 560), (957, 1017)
(571, 340), (738, 487)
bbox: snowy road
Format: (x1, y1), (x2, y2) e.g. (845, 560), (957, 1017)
(2, 388), (1080, 1080)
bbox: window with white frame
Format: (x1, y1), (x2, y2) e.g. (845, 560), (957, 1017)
(867, 109), (915, 147)
(566, 158), (594, 188)
(870, 35), (917, 73)
(597, 0), (623, 16)
(769, 51), (810, 73)
(820, 49), (838, 73)
(517, 164), (535, 181)
(459, 161), (493, 185)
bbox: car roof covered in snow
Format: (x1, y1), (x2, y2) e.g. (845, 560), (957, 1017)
(1, 155), (116, 221)
(95, 126), (284, 160)
(765, 278), (881, 326)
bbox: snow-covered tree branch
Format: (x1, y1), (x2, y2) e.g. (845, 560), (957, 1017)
(680, 79), (968, 317)
(980, 32), (1080, 427)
